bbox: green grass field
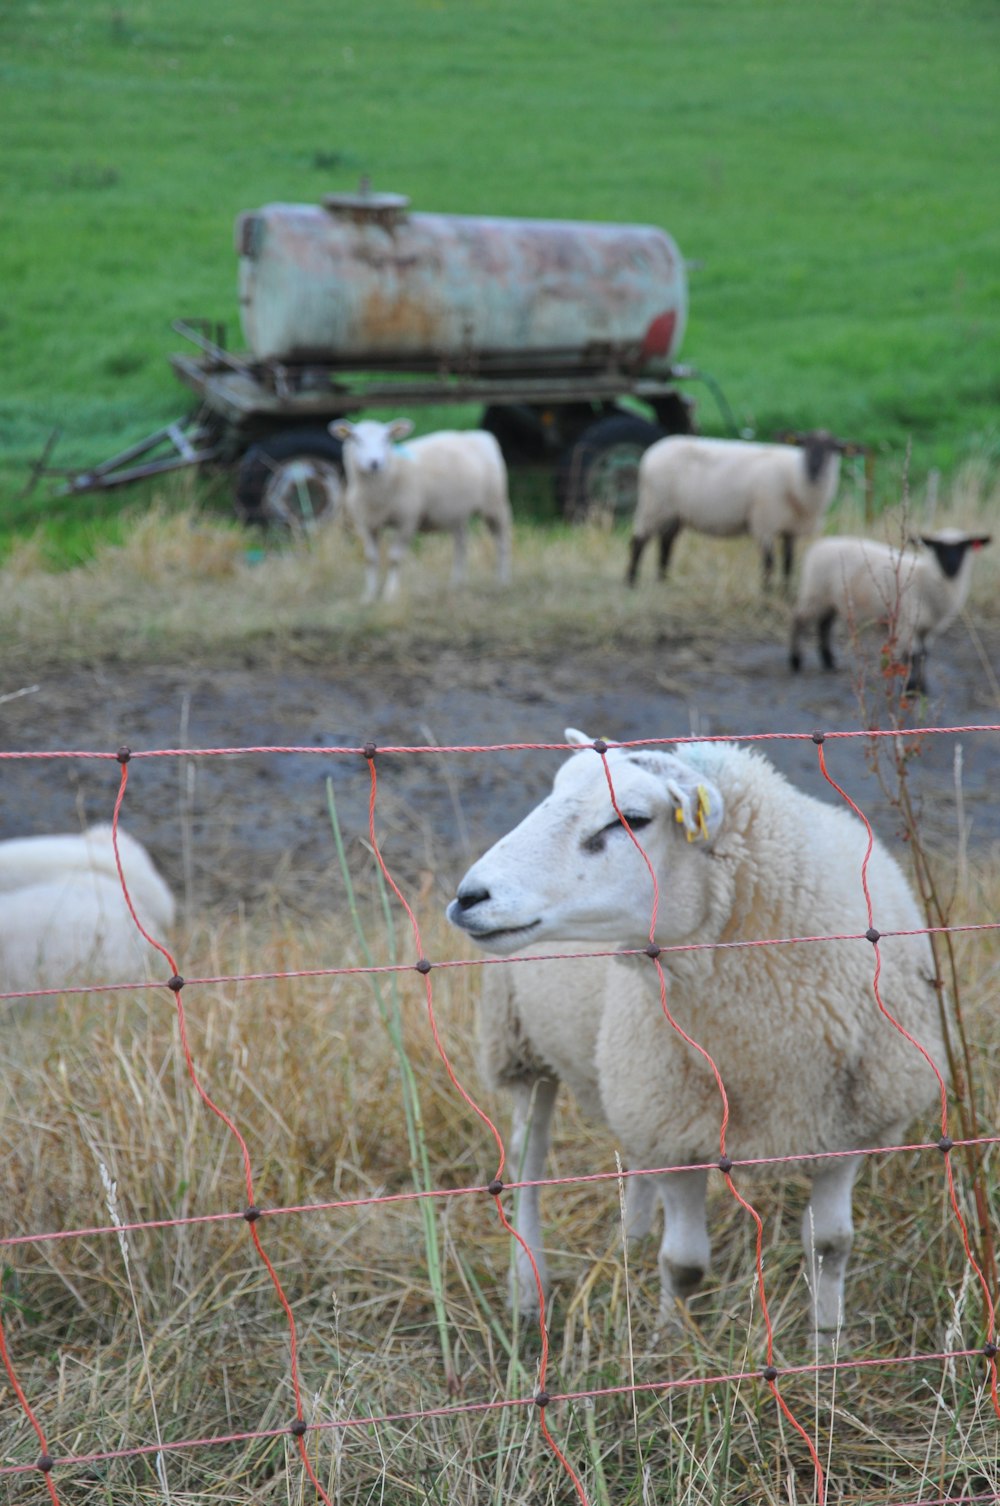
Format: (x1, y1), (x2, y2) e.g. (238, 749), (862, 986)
(2, 0), (998, 557)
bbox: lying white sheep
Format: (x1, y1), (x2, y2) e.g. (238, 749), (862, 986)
(0, 824), (175, 999)
(627, 431), (847, 590)
(448, 731), (946, 1336)
(790, 528), (992, 693)
(330, 417), (513, 602)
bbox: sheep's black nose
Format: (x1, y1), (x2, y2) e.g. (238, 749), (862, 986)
(456, 885), (490, 911)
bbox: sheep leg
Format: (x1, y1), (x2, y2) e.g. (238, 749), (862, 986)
(802, 1158), (861, 1339)
(818, 609), (837, 670)
(352, 523), (383, 604)
(506, 1075), (559, 1314)
(626, 534), (648, 587)
(383, 526), (417, 602)
(485, 515), (513, 585)
(656, 521), (681, 581)
(781, 532), (795, 588)
(624, 1172), (658, 1242)
(905, 637), (928, 695)
(656, 1168), (710, 1326)
(789, 614), (806, 672)
(761, 541), (775, 590)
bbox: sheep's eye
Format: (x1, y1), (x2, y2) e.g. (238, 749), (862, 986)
(580, 814), (651, 854)
(622, 814), (652, 832)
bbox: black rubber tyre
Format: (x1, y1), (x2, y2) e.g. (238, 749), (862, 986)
(479, 405), (552, 465)
(234, 429), (345, 529)
(557, 414), (665, 522)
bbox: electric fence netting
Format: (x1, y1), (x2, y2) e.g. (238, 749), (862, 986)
(1, 724), (999, 1505)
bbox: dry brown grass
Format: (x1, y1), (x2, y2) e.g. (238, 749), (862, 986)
(2, 850), (999, 1505)
(2, 459), (997, 678)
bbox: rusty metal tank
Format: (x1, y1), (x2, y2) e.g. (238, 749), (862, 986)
(236, 191), (687, 374)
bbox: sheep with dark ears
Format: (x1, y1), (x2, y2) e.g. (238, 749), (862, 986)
(790, 528), (991, 692)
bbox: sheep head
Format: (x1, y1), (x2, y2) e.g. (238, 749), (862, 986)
(446, 730), (724, 954)
(917, 529), (992, 581)
(329, 416), (414, 475)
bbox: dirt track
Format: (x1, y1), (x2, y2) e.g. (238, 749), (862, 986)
(2, 621), (997, 916)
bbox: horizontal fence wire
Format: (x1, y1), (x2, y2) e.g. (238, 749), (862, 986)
(1, 724), (998, 1505)
(2, 1135), (998, 1253)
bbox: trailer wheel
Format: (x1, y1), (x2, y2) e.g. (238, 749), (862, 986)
(557, 414), (665, 523)
(480, 404), (552, 464)
(235, 429), (345, 530)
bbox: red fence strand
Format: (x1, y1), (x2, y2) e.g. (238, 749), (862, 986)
(1, 1346), (995, 1480)
(1, 723), (998, 1505)
(600, 745), (827, 1502)
(815, 737), (1000, 1417)
(2, 1133), (997, 1253)
(110, 757), (333, 1506)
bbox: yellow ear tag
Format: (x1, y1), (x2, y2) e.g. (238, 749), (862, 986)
(695, 785), (712, 840)
(675, 784), (712, 841)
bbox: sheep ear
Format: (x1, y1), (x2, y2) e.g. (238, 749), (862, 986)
(565, 727), (594, 748)
(663, 768), (724, 844)
(330, 420), (354, 441)
(388, 417), (414, 441)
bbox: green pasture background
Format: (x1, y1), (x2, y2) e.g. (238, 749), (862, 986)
(2, 0), (998, 545)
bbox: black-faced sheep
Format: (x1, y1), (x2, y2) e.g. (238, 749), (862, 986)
(626, 431), (848, 590)
(330, 417), (513, 602)
(448, 733), (946, 1337)
(789, 528), (992, 693)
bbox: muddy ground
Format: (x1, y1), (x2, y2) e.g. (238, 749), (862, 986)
(2, 622), (997, 920)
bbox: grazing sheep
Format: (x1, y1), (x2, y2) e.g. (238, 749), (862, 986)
(790, 528), (992, 693)
(448, 732), (946, 1335)
(626, 431), (847, 590)
(0, 824), (175, 999)
(330, 417), (513, 602)
(480, 946), (658, 1310)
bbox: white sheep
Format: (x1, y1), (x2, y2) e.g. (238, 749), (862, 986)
(330, 417), (513, 603)
(790, 528), (992, 693)
(626, 431), (847, 590)
(0, 824), (175, 1000)
(448, 732), (946, 1336)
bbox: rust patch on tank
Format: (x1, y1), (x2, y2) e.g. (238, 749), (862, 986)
(354, 287), (441, 351)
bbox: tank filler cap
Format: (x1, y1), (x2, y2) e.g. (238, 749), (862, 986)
(321, 185), (410, 226)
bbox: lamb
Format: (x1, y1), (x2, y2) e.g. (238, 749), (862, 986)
(0, 824), (175, 1000)
(330, 417), (513, 602)
(448, 731), (946, 1336)
(790, 528), (992, 693)
(626, 431), (848, 590)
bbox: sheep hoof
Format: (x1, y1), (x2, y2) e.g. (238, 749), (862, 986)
(789, 651), (802, 673)
(665, 1262), (706, 1299)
